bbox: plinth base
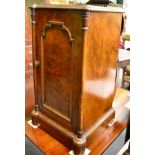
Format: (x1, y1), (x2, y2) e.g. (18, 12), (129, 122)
(31, 108), (115, 154)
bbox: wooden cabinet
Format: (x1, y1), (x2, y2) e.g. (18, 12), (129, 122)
(30, 4), (123, 154)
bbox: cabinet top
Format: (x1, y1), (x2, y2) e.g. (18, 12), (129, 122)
(30, 4), (124, 13)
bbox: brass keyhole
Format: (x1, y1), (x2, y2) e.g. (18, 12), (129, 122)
(34, 60), (40, 67)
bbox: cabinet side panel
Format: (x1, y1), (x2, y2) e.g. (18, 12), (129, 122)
(83, 12), (122, 130)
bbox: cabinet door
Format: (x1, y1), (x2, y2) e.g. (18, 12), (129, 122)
(39, 21), (74, 122)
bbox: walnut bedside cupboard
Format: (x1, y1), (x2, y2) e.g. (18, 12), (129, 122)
(30, 4), (124, 154)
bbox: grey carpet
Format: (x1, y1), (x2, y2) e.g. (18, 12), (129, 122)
(25, 128), (126, 155)
(103, 129), (126, 155)
(25, 137), (44, 155)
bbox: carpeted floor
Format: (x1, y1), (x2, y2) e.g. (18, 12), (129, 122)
(25, 128), (126, 155)
(103, 129), (126, 155)
(25, 137), (44, 155)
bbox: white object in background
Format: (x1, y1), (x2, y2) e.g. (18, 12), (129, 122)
(118, 49), (130, 61)
(125, 100), (130, 109)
